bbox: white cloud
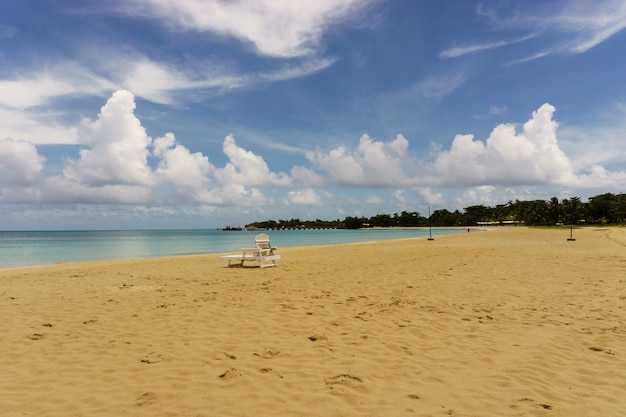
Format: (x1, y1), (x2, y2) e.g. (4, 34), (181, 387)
(2, 90), (625, 220)
(107, 57), (246, 105)
(259, 57), (338, 82)
(489, 105), (508, 116)
(392, 189), (406, 205)
(41, 177), (153, 204)
(548, 0), (626, 53)
(440, 35), (534, 58)
(307, 145), (364, 185)
(64, 90), (154, 187)
(574, 165), (626, 189)
(125, 0), (376, 58)
(0, 138), (45, 186)
(0, 65), (112, 145)
(456, 186), (497, 206)
(415, 187), (444, 206)
(365, 194), (383, 204)
(0, 75), (76, 110)
(434, 103), (576, 186)
(415, 72), (467, 99)
(216, 134), (291, 186)
(153, 132), (213, 188)
(194, 184), (268, 207)
(305, 102), (626, 193)
(471, 0), (626, 60)
(291, 165), (325, 187)
(307, 134), (410, 187)
(0, 64), (115, 110)
(111, 55), (337, 105)
(288, 188), (324, 206)
(0, 107), (78, 145)
(558, 103), (626, 170)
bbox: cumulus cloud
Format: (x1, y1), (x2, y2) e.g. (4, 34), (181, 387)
(194, 184), (268, 207)
(434, 103), (576, 186)
(216, 134), (291, 186)
(288, 188), (324, 206)
(0, 138), (45, 186)
(305, 103), (626, 192)
(291, 165), (325, 187)
(457, 186), (498, 206)
(307, 134), (410, 187)
(415, 187), (445, 206)
(153, 132), (213, 188)
(64, 90), (154, 187)
(3, 91), (625, 216)
(124, 0), (376, 58)
(573, 165), (626, 188)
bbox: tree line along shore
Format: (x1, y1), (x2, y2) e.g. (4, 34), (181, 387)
(246, 192), (626, 230)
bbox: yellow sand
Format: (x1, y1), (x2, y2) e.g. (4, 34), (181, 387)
(1, 227), (625, 417)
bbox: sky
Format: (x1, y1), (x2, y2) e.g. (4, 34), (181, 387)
(1, 0), (626, 230)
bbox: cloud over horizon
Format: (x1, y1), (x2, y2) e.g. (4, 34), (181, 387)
(2, 91), (624, 215)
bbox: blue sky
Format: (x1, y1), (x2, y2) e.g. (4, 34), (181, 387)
(1, 0), (626, 230)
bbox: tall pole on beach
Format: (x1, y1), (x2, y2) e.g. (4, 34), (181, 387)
(428, 206), (434, 241)
(567, 200), (576, 241)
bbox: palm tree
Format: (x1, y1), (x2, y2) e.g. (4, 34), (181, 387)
(562, 197), (583, 226)
(548, 196), (560, 224)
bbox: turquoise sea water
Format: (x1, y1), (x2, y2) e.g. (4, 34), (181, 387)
(0, 228), (466, 269)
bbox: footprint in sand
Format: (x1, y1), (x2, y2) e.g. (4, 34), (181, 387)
(254, 349), (280, 359)
(259, 368), (284, 378)
(141, 352), (165, 364)
(589, 346), (615, 355)
(135, 392), (157, 407)
(325, 374), (363, 388)
(218, 368), (241, 379)
(210, 351), (237, 360)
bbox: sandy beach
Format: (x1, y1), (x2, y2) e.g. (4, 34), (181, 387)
(1, 226), (625, 417)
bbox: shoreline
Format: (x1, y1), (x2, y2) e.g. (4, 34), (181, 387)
(0, 227), (477, 271)
(2, 226), (625, 416)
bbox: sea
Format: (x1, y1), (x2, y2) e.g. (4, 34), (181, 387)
(0, 228), (467, 269)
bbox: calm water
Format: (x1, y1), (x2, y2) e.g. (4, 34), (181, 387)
(0, 228), (465, 269)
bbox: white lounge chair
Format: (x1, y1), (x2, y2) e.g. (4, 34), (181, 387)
(252, 233), (281, 268)
(220, 233), (281, 268)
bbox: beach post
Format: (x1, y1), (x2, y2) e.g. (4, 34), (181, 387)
(567, 202), (576, 241)
(567, 223), (576, 241)
(428, 206), (434, 241)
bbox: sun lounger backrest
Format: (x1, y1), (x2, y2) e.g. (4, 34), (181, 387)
(254, 233), (272, 251)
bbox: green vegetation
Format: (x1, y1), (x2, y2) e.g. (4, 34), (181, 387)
(246, 192), (626, 229)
